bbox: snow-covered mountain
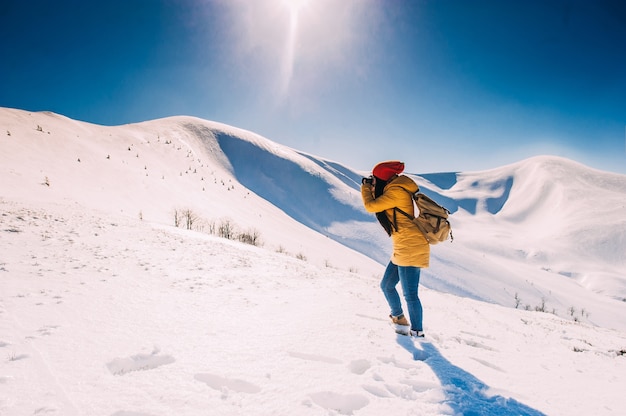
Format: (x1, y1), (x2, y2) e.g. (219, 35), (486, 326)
(0, 108), (382, 275)
(1, 107), (626, 415)
(2, 107), (625, 330)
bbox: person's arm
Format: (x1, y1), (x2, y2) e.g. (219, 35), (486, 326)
(361, 185), (403, 213)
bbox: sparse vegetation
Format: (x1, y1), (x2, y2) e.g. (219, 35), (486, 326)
(568, 306), (576, 316)
(237, 228), (261, 246)
(218, 219), (235, 240)
(535, 297), (546, 312)
(183, 209), (197, 230)
(173, 208), (198, 230)
(513, 293), (589, 323)
(172, 209), (262, 247)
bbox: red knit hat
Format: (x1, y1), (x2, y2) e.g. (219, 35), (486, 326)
(372, 161), (404, 181)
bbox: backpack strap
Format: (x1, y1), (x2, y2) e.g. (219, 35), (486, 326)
(394, 206), (414, 220)
(390, 209), (399, 233)
(392, 189), (418, 230)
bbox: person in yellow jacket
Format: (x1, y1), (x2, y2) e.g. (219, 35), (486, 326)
(361, 161), (429, 337)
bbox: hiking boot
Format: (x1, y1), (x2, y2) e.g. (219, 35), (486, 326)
(390, 314), (409, 326)
(410, 330), (425, 338)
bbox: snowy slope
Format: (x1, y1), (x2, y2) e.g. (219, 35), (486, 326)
(2, 107), (625, 332)
(1, 198), (625, 416)
(420, 157), (626, 331)
(0, 108), (383, 275)
(1, 107), (626, 415)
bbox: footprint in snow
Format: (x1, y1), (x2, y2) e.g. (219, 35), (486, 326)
(37, 325), (59, 336)
(361, 384), (392, 398)
(348, 359), (371, 375)
(309, 391), (369, 415)
(106, 348), (175, 375)
(194, 373), (261, 394)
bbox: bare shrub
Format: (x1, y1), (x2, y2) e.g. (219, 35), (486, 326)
(535, 297), (546, 312)
(182, 209), (197, 230)
(218, 219), (236, 240)
(172, 211), (262, 245)
(238, 228), (262, 246)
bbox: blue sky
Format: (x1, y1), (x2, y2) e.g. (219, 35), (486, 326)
(2, 0), (625, 174)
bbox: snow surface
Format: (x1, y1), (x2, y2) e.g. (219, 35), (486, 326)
(1, 108), (626, 415)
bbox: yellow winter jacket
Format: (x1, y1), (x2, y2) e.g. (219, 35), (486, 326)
(361, 175), (430, 267)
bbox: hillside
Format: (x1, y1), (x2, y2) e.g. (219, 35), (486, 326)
(1, 107), (626, 415)
(2, 107), (625, 332)
(0, 108), (382, 275)
(421, 157), (626, 330)
(1, 196), (625, 415)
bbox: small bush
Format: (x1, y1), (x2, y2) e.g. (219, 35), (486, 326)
(172, 210), (263, 247)
(173, 209), (199, 230)
(238, 228), (262, 246)
(183, 209), (197, 230)
(535, 298), (546, 312)
(218, 219), (235, 240)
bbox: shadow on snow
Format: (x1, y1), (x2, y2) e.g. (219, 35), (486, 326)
(213, 132), (371, 230)
(397, 336), (546, 416)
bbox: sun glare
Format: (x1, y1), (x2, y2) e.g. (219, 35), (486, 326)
(282, 0), (310, 14)
(278, 0), (311, 98)
(217, 0), (380, 106)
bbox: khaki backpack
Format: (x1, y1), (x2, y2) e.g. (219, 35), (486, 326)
(394, 192), (453, 244)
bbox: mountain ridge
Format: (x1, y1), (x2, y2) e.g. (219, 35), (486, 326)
(2, 107), (625, 331)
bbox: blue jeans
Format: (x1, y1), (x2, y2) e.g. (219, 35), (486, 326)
(380, 262), (423, 331)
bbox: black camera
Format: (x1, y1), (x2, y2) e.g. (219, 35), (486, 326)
(362, 176), (373, 185)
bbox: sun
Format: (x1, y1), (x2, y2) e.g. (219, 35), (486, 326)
(214, 0), (379, 104)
